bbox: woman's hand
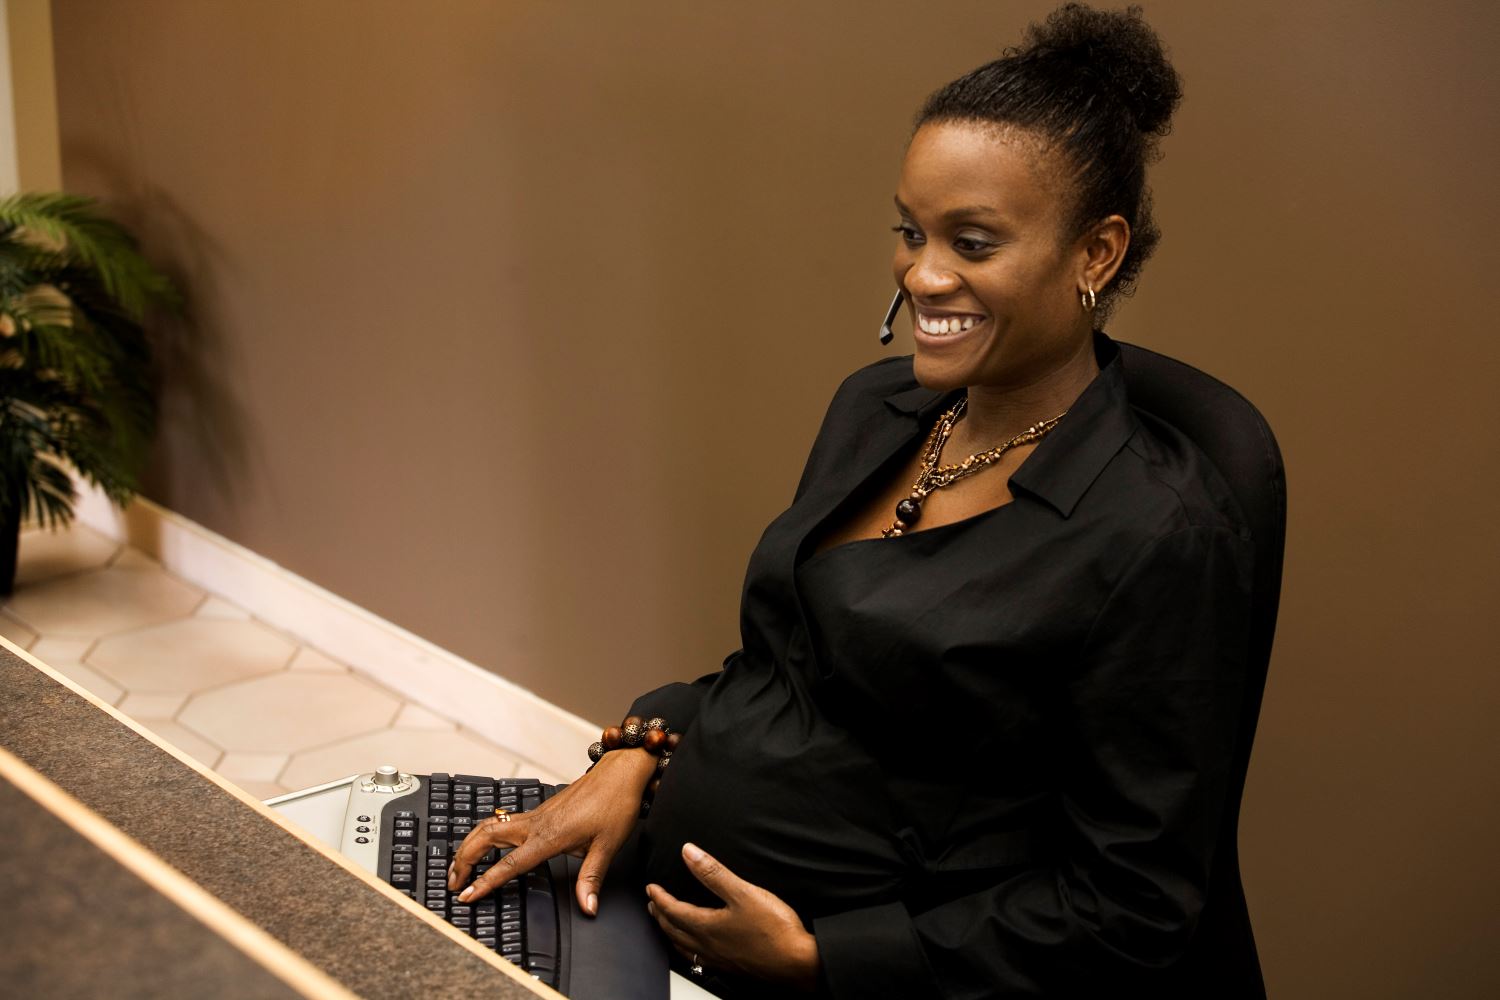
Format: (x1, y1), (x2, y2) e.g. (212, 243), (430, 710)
(647, 843), (820, 993)
(446, 747), (656, 915)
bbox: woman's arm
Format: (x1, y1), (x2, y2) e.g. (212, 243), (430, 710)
(813, 524), (1255, 997)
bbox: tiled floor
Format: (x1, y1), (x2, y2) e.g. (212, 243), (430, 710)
(2, 520), (533, 800)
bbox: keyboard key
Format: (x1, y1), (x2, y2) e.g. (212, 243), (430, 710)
(426, 900), (447, 912)
(449, 906), (471, 917)
(391, 874), (413, 886)
(393, 819), (415, 829)
(391, 864), (413, 874)
(394, 810), (416, 819)
(476, 914), (497, 927)
(427, 840), (449, 860)
(478, 936), (497, 949)
(455, 774), (493, 786)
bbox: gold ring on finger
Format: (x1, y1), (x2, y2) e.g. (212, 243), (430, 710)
(494, 808), (511, 822)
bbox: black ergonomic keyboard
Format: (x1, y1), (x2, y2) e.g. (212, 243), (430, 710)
(339, 768), (667, 1000)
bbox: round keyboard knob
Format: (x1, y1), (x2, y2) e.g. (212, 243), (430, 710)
(373, 764), (402, 787)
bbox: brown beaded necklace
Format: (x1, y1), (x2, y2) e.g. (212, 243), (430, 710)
(882, 397), (1067, 538)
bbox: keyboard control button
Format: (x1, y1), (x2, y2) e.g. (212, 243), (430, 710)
(478, 936), (497, 949)
(354, 836), (369, 844)
(427, 840), (449, 859)
(355, 826), (371, 833)
(356, 815), (371, 823)
(426, 900), (447, 912)
(391, 874), (413, 886)
(394, 810), (416, 819)
(391, 864), (413, 874)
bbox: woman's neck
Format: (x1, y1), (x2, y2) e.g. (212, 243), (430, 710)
(949, 336), (1101, 454)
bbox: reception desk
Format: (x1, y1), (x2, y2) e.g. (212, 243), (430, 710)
(0, 638), (553, 999)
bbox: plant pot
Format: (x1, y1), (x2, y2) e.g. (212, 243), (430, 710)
(0, 482), (20, 596)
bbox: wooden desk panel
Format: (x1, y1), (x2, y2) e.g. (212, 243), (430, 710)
(0, 642), (549, 999)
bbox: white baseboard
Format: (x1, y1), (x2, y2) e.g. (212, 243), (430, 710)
(71, 481), (600, 780)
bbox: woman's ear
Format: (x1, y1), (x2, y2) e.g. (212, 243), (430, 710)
(1079, 214), (1131, 294)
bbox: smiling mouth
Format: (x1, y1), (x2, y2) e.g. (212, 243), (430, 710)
(916, 312), (986, 336)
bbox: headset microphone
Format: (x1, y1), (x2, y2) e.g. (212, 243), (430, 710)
(878, 289), (903, 346)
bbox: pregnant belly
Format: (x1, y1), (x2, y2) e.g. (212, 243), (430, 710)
(639, 661), (907, 919)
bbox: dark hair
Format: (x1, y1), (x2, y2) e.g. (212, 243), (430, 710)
(915, 3), (1183, 320)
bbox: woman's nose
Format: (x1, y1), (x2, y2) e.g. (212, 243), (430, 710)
(902, 255), (962, 298)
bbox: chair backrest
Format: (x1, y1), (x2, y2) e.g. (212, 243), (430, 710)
(1117, 340), (1287, 795)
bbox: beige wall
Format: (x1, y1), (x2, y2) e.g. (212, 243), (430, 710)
(46, 1), (1500, 995)
(3, 0), (60, 190)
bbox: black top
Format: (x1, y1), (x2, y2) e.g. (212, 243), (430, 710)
(630, 332), (1256, 998)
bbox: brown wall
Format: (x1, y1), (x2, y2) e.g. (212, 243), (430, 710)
(47, 1), (1500, 995)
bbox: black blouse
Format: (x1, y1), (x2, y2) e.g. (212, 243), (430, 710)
(629, 332), (1255, 998)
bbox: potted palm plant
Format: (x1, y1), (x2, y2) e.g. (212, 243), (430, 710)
(0, 192), (180, 594)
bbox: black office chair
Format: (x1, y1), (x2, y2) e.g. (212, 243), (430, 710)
(1115, 340), (1287, 995)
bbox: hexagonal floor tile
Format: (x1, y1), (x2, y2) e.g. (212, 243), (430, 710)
(4, 566), (202, 638)
(179, 672), (401, 754)
(26, 637), (121, 704)
(280, 728), (524, 791)
(14, 522), (119, 587)
(0, 611), (37, 648)
(89, 618), (296, 693)
(143, 720), (224, 770)
(33, 656), (124, 706)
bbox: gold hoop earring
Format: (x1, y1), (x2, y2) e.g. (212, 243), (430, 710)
(1079, 283), (1097, 312)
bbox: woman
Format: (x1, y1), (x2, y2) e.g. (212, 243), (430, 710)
(451, 5), (1260, 996)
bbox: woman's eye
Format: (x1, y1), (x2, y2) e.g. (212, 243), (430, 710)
(954, 235), (996, 254)
(891, 224), (924, 247)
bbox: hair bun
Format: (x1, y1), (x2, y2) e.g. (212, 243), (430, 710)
(1018, 2), (1182, 135)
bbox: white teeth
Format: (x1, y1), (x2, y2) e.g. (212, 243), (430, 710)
(918, 313), (982, 335)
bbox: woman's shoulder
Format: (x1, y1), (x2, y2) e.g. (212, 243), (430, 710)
(828, 354), (919, 405)
(1110, 406), (1251, 542)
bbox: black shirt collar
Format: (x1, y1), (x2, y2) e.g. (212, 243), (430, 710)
(882, 331), (1137, 518)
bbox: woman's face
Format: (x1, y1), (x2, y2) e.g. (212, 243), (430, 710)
(893, 121), (1094, 392)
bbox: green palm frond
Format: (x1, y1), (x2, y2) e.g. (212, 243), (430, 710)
(0, 192), (181, 321)
(0, 191), (180, 538)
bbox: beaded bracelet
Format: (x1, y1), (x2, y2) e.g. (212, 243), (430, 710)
(587, 715), (680, 813)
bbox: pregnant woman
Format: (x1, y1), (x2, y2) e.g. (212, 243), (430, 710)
(451, 5), (1265, 997)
